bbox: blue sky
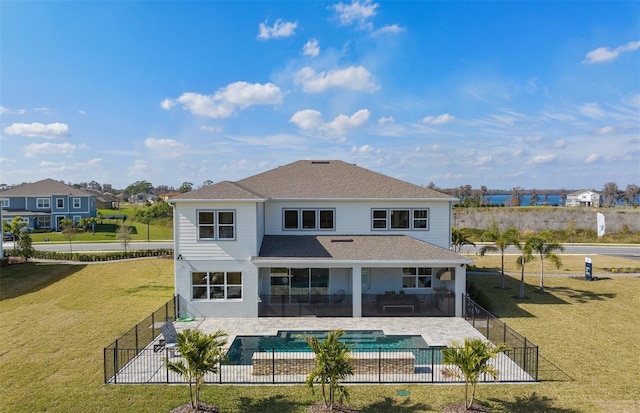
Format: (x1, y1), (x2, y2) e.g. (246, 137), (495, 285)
(1, 1), (639, 191)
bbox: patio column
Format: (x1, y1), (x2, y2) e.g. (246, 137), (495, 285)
(352, 266), (362, 317)
(454, 264), (466, 317)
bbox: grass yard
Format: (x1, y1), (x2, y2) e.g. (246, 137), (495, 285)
(1, 257), (639, 412)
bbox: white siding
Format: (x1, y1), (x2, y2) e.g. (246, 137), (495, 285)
(174, 202), (258, 260)
(264, 200), (451, 248)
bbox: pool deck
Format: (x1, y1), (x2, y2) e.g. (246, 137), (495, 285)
(183, 317), (487, 348)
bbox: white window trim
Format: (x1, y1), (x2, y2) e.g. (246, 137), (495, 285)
(196, 209), (236, 241)
(282, 208), (335, 231)
(371, 208), (430, 231)
(0, 199), (9, 207)
(402, 267), (433, 289)
(56, 198), (64, 209)
(191, 271), (242, 301)
(73, 198), (81, 208)
(37, 198), (50, 209)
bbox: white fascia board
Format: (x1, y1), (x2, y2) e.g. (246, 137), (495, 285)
(168, 198), (265, 205)
(251, 258), (473, 267)
(267, 197), (457, 202)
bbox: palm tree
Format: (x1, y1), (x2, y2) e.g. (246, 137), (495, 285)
(515, 236), (534, 299)
(304, 330), (354, 411)
(527, 231), (564, 293)
(452, 226), (475, 252)
(442, 338), (509, 410)
(166, 328), (228, 411)
(479, 226), (520, 289)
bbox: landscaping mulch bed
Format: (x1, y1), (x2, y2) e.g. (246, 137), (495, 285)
(443, 402), (490, 413)
(306, 401), (360, 412)
(169, 403), (219, 413)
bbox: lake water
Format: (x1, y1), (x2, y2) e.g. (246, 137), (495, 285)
(485, 194), (562, 206)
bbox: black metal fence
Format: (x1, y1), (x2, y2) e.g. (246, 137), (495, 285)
(463, 294), (539, 381)
(105, 345), (535, 384)
(104, 297), (177, 384)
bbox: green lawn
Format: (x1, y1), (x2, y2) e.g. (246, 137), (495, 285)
(0, 258), (639, 412)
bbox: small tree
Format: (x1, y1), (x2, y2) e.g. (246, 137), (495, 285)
(452, 226), (475, 252)
(515, 236), (534, 299)
(16, 231), (35, 262)
(166, 328), (228, 411)
(4, 216), (27, 249)
(116, 222), (132, 252)
(479, 225), (520, 289)
(59, 218), (77, 253)
(304, 330), (354, 410)
(442, 338), (509, 410)
(527, 231), (564, 293)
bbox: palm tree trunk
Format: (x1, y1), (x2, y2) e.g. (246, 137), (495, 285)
(539, 257), (545, 293)
(519, 265), (526, 299)
(468, 382), (478, 410)
(500, 251), (506, 289)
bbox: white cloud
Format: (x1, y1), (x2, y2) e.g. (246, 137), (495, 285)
(583, 40), (640, 64)
(200, 125), (222, 133)
(78, 110), (86, 115)
(331, 0), (378, 31)
(551, 139), (566, 149)
(4, 122), (69, 138)
(289, 109), (324, 130)
(129, 160), (150, 174)
(145, 137), (187, 151)
(595, 126), (614, 135)
(421, 114), (455, 125)
(23, 142), (81, 157)
(578, 102), (606, 119)
(528, 154), (556, 165)
(290, 109), (370, 135)
(371, 24), (405, 36)
(584, 154), (602, 164)
(0, 106), (26, 115)
(303, 39), (320, 57)
(377, 116), (394, 125)
(351, 144), (374, 154)
(162, 82), (283, 118)
(294, 66), (379, 93)
(258, 19), (297, 40)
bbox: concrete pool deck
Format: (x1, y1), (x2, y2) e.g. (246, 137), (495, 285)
(180, 317), (487, 349)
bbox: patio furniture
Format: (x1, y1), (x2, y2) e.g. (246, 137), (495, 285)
(376, 294), (418, 313)
(154, 322), (180, 356)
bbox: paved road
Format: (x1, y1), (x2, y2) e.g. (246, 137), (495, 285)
(458, 244), (640, 261)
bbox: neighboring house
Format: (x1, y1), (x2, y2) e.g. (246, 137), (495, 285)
(86, 190), (119, 209)
(566, 190), (601, 207)
(169, 160), (472, 320)
(0, 179), (97, 231)
(161, 191), (181, 201)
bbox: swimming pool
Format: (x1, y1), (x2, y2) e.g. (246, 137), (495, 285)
(226, 330), (443, 365)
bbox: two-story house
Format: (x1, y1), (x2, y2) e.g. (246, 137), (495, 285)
(565, 190), (601, 207)
(0, 179), (97, 231)
(169, 160), (472, 320)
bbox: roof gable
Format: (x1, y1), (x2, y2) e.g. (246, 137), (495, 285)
(0, 179), (94, 197)
(170, 181), (263, 201)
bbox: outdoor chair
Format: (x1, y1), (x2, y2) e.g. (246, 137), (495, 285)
(153, 322), (180, 356)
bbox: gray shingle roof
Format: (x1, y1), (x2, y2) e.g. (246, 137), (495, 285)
(0, 179), (94, 197)
(254, 235), (471, 263)
(171, 160), (454, 201)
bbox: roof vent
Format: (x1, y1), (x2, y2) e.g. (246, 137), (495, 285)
(331, 239), (353, 243)
(311, 161), (330, 164)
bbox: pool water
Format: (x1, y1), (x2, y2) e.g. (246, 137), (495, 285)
(226, 330), (444, 365)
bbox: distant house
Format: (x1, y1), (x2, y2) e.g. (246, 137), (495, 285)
(86, 190), (119, 209)
(0, 179), (96, 231)
(566, 190), (601, 207)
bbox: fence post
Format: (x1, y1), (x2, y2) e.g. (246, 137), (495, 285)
(113, 340), (118, 384)
(103, 348), (108, 384)
(431, 347), (435, 383)
(166, 348), (170, 384)
(523, 338), (528, 375)
(534, 346), (539, 381)
(272, 349), (275, 384)
(486, 315), (490, 339)
(378, 348), (382, 383)
(151, 312), (156, 340)
(503, 323), (507, 344)
(135, 324), (139, 354)
(219, 361), (222, 384)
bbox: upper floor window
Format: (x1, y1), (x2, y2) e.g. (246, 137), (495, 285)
(372, 208), (429, 230)
(283, 208), (335, 230)
(197, 210), (235, 240)
(37, 198), (50, 208)
(402, 267), (432, 288)
(0, 199), (9, 207)
(191, 271), (242, 300)
(57, 198), (64, 208)
(73, 198), (81, 208)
